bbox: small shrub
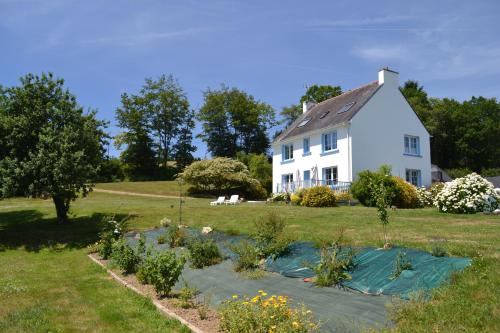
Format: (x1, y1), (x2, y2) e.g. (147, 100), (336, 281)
(434, 173), (499, 213)
(137, 233), (146, 255)
(271, 192), (290, 202)
(187, 237), (222, 268)
(110, 238), (141, 274)
(166, 226), (187, 248)
(351, 166), (395, 207)
(198, 294), (212, 320)
(160, 217), (171, 227)
(290, 188), (308, 205)
(310, 229), (356, 287)
(229, 240), (260, 272)
(391, 177), (418, 208)
(97, 231), (115, 259)
(150, 250), (186, 296)
(178, 279), (198, 309)
(157, 234), (166, 245)
(391, 250), (413, 279)
(335, 191), (352, 201)
(431, 244), (448, 257)
(219, 291), (319, 333)
(254, 212), (292, 258)
(416, 187), (434, 207)
(137, 249), (156, 284)
(302, 186), (336, 207)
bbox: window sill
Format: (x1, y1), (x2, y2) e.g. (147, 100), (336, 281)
(280, 159), (295, 165)
(302, 152), (311, 157)
(320, 149), (339, 157)
(403, 153), (422, 157)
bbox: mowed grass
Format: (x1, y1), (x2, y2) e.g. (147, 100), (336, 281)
(0, 198), (190, 333)
(1, 181), (499, 332)
(95, 181), (186, 197)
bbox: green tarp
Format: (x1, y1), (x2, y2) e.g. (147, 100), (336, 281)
(125, 227), (471, 332)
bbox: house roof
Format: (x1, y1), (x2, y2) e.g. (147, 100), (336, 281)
(274, 81), (381, 143)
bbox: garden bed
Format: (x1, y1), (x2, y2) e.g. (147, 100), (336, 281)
(91, 225), (472, 333)
(88, 253), (221, 333)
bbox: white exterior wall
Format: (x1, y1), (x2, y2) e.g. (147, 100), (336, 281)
(272, 125), (351, 193)
(349, 79), (432, 187)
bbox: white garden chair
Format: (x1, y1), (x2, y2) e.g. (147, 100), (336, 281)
(210, 196), (225, 206)
(225, 195), (239, 205)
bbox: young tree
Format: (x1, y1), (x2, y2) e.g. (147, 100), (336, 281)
(115, 92), (159, 180)
(141, 75), (190, 166)
(300, 84), (342, 104)
(173, 109), (197, 169)
(0, 73), (107, 223)
(198, 86), (275, 157)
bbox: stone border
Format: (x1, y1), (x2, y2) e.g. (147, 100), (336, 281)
(88, 254), (205, 333)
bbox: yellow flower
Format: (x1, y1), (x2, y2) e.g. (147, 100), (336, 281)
(306, 310), (312, 314)
(261, 292), (268, 296)
(251, 295), (260, 303)
(258, 289), (264, 293)
(242, 301), (249, 305)
(292, 321), (300, 328)
(232, 295), (238, 299)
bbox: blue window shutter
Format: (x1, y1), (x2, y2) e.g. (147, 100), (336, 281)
(333, 131), (337, 149)
(281, 145), (284, 161)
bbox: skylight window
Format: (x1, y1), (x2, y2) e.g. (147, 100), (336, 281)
(319, 110), (330, 119)
(338, 101), (356, 114)
(297, 117), (311, 127)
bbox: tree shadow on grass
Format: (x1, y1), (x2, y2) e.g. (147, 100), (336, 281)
(0, 210), (132, 252)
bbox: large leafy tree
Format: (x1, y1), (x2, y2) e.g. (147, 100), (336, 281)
(300, 84), (342, 104)
(198, 86), (275, 157)
(279, 85), (343, 127)
(116, 75), (195, 176)
(115, 92), (159, 180)
(400, 80), (500, 171)
(0, 73), (107, 223)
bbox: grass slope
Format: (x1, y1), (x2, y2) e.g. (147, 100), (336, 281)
(1, 181), (499, 332)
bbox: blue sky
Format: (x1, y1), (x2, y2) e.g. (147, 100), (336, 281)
(1, 0), (499, 158)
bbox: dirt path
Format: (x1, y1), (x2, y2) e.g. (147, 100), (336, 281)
(93, 188), (191, 199)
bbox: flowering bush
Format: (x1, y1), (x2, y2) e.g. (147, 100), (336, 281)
(301, 186), (336, 207)
(219, 291), (319, 333)
(434, 173), (499, 213)
(416, 187), (434, 207)
(272, 192), (290, 202)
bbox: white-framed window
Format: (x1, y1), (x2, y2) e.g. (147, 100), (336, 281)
(322, 131), (337, 152)
(303, 137), (310, 154)
(323, 167), (338, 185)
(282, 143), (294, 161)
(405, 169), (421, 187)
(282, 174), (293, 184)
(404, 135), (420, 155)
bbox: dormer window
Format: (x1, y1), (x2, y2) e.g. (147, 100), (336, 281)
(297, 117), (311, 128)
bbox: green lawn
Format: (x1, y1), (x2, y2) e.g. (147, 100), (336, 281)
(95, 181), (187, 197)
(1, 182), (499, 332)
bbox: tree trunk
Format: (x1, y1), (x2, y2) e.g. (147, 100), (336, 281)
(53, 195), (69, 224)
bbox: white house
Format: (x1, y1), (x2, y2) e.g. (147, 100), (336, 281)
(272, 68), (431, 193)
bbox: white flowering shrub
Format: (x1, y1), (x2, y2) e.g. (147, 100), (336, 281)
(416, 187), (434, 207)
(434, 173), (499, 213)
(271, 192), (290, 202)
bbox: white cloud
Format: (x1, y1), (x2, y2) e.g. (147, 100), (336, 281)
(351, 45), (409, 61)
(79, 28), (207, 47)
(306, 15), (413, 27)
